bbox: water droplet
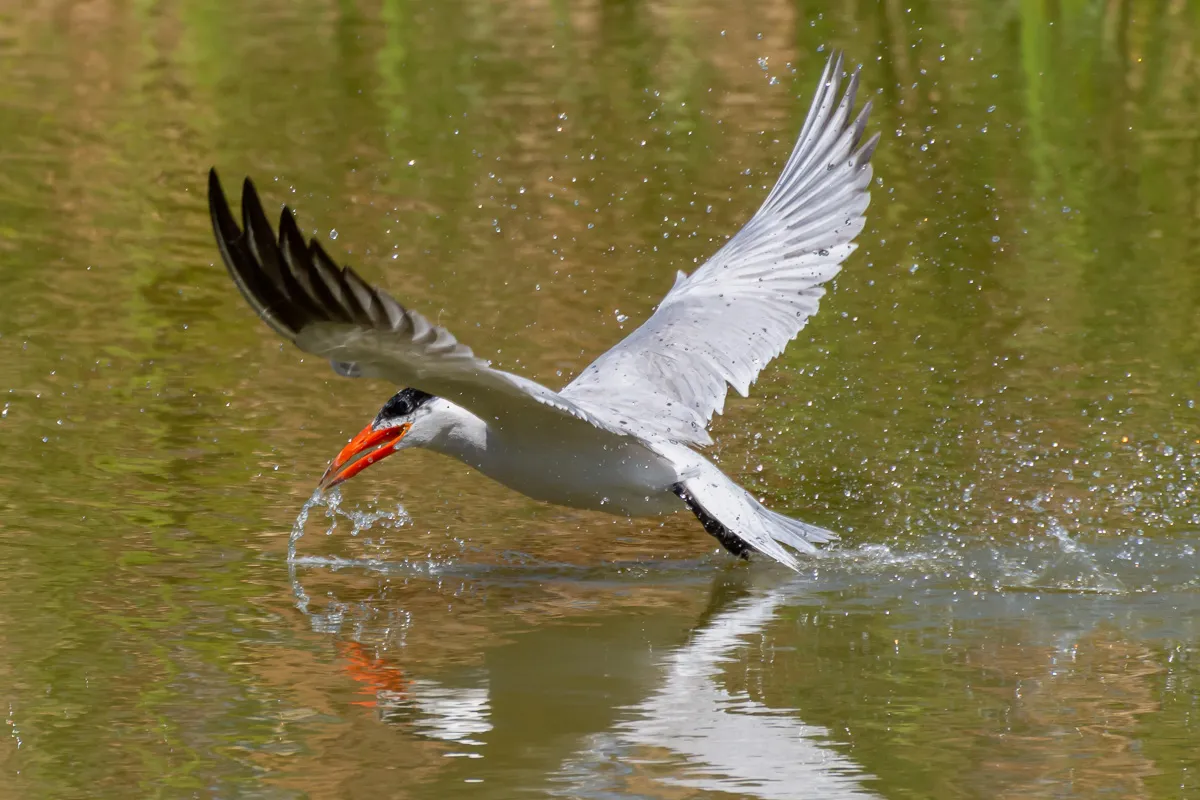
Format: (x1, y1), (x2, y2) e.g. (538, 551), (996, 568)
(329, 229), (338, 240)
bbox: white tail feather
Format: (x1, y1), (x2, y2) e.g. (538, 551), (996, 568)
(674, 454), (836, 570)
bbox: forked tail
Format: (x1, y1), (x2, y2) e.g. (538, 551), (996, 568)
(672, 460), (835, 570)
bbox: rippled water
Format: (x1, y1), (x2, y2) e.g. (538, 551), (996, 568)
(1, 1), (1199, 798)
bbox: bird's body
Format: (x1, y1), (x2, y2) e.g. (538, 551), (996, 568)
(208, 52), (879, 570)
(409, 397), (682, 515)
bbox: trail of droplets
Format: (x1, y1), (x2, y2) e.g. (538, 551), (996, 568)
(287, 488), (410, 613)
(287, 488), (331, 613)
(287, 487), (332, 564)
(287, 488), (411, 561)
(815, 514), (1199, 595)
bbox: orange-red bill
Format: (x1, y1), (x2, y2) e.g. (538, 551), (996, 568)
(318, 422), (411, 490)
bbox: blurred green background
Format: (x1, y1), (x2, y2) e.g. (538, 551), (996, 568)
(0, 1), (1198, 798)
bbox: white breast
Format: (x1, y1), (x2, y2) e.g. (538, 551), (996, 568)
(480, 425), (682, 516)
(423, 400), (682, 516)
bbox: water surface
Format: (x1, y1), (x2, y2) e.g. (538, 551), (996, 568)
(1, 2), (1198, 798)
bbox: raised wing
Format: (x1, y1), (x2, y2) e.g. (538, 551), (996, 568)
(207, 170), (617, 436)
(562, 52), (879, 445)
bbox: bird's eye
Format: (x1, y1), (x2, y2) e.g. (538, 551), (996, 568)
(379, 386), (436, 419)
(379, 397), (411, 419)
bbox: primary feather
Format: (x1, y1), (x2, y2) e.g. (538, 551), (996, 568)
(207, 169), (621, 438)
(562, 51), (879, 445)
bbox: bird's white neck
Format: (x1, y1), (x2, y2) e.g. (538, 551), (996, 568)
(408, 398), (491, 467)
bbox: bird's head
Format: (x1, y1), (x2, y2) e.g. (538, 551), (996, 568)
(318, 388), (436, 490)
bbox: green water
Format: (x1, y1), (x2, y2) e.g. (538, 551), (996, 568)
(2, 1), (1199, 798)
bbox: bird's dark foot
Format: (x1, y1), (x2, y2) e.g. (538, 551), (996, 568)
(671, 483), (758, 559)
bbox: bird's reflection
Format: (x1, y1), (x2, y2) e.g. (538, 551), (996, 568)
(289, 556), (877, 798)
(553, 577), (879, 799)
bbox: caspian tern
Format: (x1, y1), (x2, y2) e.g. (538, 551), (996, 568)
(207, 51), (879, 570)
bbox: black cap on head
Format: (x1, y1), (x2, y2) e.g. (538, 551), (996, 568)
(373, 388), (435, 428)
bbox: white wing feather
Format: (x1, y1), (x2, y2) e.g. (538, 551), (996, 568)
(208, 170), (623, 439)
(562, 52), (879, 445)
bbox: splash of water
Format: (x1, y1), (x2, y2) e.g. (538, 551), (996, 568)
(819, 516), (1145, 595)
(287, 488), (411, 613)
(287, 487), (330, 564)
(287, 488), (411, 562)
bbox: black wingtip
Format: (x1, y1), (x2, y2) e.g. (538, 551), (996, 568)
(208, 168), (227, 220)
(207, 169), (306, 340)
(207, 167), (244, 259)
(238, 176), (279, 265)
(205, 170), (416, 357)
(240, 177), (262, 227)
